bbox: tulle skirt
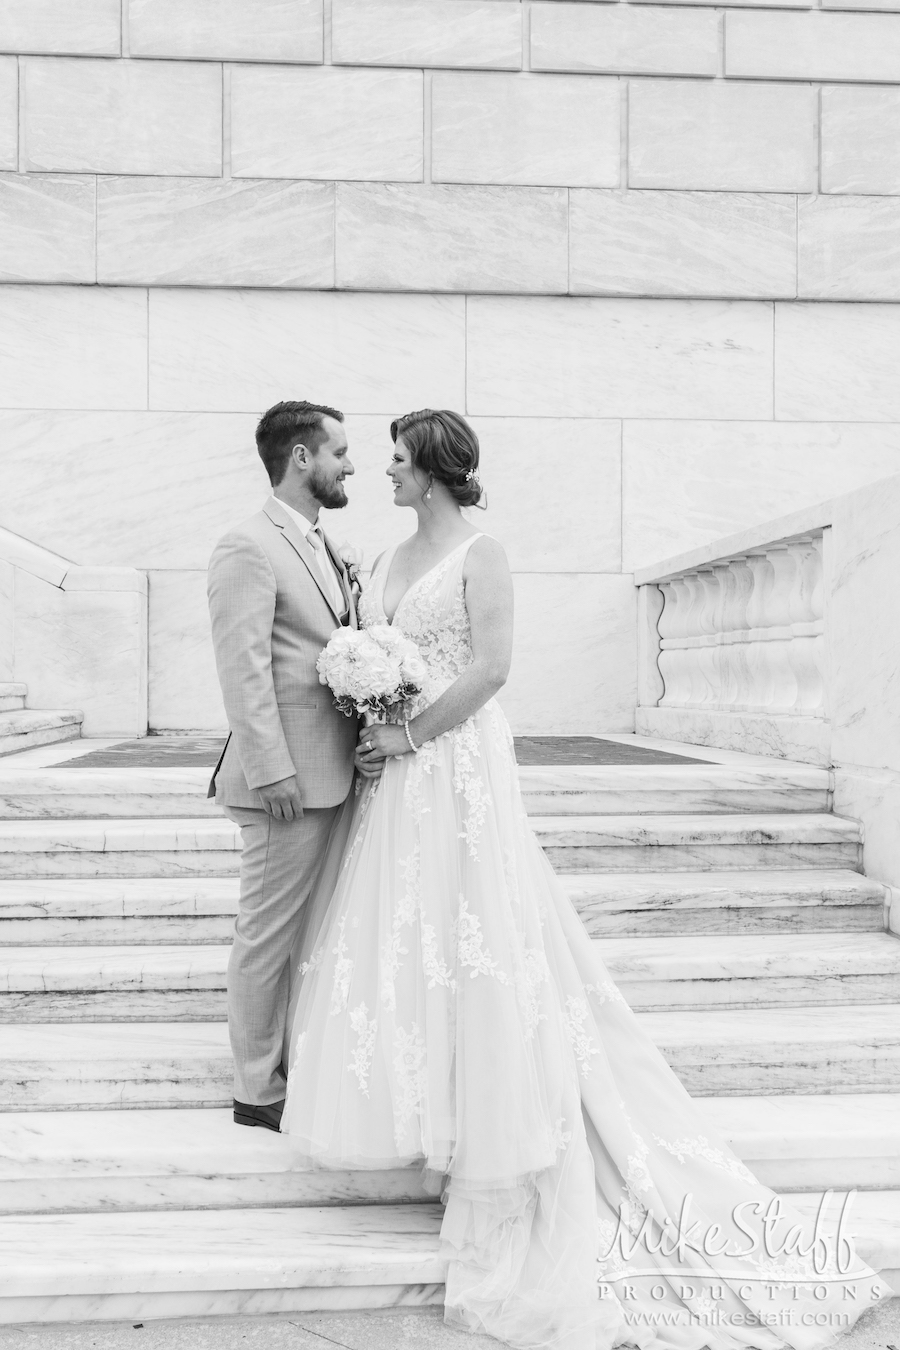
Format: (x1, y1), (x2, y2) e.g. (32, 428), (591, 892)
(281, 701), (891, 1350)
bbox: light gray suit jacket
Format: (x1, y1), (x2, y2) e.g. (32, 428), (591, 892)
(207, 497), (359, 810)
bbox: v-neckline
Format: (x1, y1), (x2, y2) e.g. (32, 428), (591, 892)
(380, 534), (481, 625)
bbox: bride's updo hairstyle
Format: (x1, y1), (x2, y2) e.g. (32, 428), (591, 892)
(390, 409), (484, 509)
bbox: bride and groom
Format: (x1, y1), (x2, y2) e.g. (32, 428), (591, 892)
(208, 400), (888, 1350)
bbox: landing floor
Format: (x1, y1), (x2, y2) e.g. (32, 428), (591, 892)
(0, 1302), (896, 1350)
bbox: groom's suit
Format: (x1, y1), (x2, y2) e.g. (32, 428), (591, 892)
(207, 496), (359, 1105)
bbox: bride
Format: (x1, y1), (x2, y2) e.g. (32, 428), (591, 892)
(280, 409), (890, 1350)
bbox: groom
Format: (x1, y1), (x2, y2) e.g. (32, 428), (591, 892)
(207, 400), (364, 1132)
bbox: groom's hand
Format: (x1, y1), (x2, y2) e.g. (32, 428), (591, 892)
(257, 775), (304, 821)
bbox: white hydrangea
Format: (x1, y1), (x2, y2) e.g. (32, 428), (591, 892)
(317, 625), (426, 719)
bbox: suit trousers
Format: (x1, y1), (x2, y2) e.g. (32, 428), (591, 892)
(225, 803), (339, 1104)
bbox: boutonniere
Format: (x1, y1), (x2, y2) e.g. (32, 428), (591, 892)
(338, 543), (364, 592)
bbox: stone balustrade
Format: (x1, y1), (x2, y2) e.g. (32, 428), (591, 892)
(634, 505), (837, 765)
(634, 474), (900, 905)
(653, 534), (827, 719)
(0, 526), (147, 737)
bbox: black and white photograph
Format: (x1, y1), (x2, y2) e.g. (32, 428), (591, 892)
(0, 3), (899, 1349)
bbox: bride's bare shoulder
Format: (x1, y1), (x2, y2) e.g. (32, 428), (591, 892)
(467, 533), (508, 563)
(464, 534), (511, 581)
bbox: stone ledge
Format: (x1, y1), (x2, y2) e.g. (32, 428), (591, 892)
(636, 707), (832, 766)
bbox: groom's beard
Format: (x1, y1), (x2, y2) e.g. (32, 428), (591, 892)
(310, 468), (348, 510)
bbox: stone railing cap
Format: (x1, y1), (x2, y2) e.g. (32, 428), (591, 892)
(0, 527), (145, 592)
(633, 500), (834, 587)
(0, 525), (70, 587)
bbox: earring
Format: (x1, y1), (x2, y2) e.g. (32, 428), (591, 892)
(425, 476), (434, 501)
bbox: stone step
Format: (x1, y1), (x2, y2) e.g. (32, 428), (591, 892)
(518, 762), (831, 816)
(0, 1108), (432, 1215)
(2, 1096), (898, 1217)
(0, 818), (240, 879)
(0, 945), (230, 1021)
(0, 1204), (446, 1324)
(706, 1094), (900, 1193)
(5, 932), (899, 1022)
(642, 1004), (900, 1097)
(0, 1194), (896, 1324)
(565, 869), (886, 936)
(0, 685), (26, 714)
(0, 710), (82, 758)
(4, 1004), (899, 1111)
(0, 767), (221, 820)
(0, 870), (884, 946)
(1, 1023), (234, 1110)
(0, 814), (862, 879)
(598, 932), (900, 1010)
(0, 762), (832, 820)
(532, 813), (861, 873)
(0, 877), (239, 945)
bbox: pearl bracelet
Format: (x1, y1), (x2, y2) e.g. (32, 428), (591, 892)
(403, 719), (419, 754)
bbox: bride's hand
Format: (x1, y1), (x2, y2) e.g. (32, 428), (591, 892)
(357, 724), (412, 762)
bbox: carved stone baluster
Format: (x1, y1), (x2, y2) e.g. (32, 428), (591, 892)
(788, 537), (825, 714)
(658, 577), (689, 707)
(726, 557), (754, 711)
(761, 545), (800, 714)
(637, 584), (666, 708)
(743, 551), (775, 713)
(711, 560), (740, 711)
(685, 571), (717, 708)
(696, 567), (723, 707)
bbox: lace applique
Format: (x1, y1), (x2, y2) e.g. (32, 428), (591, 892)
(392, 1022), (427, 1148)
(347, 1002), (377, 1096)
(751, 1250), (823, 1281)
(397, 846), (421, 925)
(652, 1132), (757, 1186)
(618, 1107), (654, 1222)
(341, 776), (376, 872)
(299, 946), (324, 977)
(330, 916), (353, 1015)
(288, 1030), (307, 1072)
(624, 1134), (653, 1205)
(368, 545), (479, 711)
(515, 947), (550, 1039)
(455, 894), (509, 983)
(564, 995), (600, 1076)
(597, 1216), (639, 1279)
(550, 1116), (572, 1153)
(450, 718), (490, 860)
(380, 847), (420, 1012)
(380, 931), (407, 1015)
(585, 979), (627, 1006)
(422, 920), (455, 991)
(402, 737), (438, 824)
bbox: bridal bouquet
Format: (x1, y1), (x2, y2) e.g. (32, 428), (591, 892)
(317, 624), (427, 721)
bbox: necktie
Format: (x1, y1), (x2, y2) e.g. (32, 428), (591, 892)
(308, 525), (346, 616)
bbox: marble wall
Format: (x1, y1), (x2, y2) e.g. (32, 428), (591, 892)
(2, 1), (900, 732)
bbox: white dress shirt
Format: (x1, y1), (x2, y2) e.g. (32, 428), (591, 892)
(276, 499), (345, 616)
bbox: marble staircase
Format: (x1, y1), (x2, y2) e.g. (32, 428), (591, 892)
(0, 682), (82, 757)
(0, 740), (898, 1322)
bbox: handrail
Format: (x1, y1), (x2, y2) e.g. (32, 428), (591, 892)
(0, 525), (146, 593)
(634, 500), (835, 587)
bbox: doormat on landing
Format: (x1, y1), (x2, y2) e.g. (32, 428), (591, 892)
(59, 736), (712, 769)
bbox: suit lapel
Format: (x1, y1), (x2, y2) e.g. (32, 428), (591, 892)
(263, 497), (343, 625)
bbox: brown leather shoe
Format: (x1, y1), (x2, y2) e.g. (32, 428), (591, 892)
(233, 1098), (285, 1131)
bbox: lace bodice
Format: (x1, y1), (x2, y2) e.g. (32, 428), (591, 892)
(359, 535), (483, 710)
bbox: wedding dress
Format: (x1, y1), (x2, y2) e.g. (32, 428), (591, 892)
(281, 533), (890, 1350)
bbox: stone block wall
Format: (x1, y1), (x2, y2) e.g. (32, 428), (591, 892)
(1, 0), (900, 732)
